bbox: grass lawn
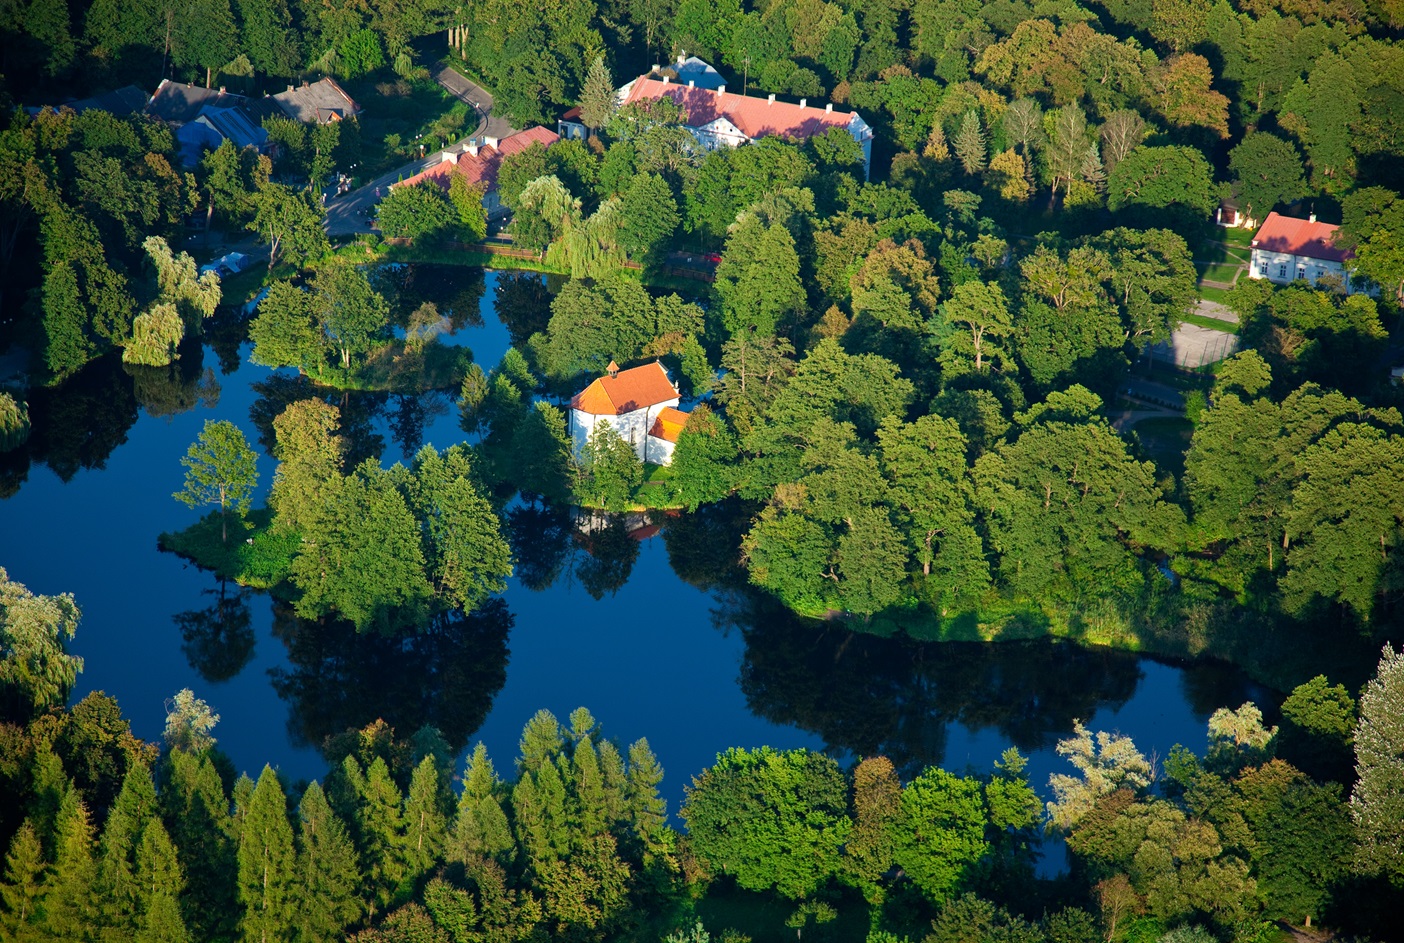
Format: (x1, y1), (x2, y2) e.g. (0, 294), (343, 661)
(158, 508), (298, 590)
(1196, 262), (1242, 285)
(1198, 284), (1232, 304)
(1178, 312), (1239, 334)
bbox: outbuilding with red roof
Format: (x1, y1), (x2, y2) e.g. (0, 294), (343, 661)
(391, 125), (559, 215)
(1248, 212), (1372, 295)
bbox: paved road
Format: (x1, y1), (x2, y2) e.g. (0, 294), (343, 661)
(324, 64), (514, 238)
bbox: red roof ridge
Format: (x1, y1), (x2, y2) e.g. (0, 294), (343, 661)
(1250, 211), (1352, 264)
(622, 76), (857, 141)
(570, 362), (679, 415)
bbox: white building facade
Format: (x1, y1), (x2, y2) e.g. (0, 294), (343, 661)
(1248, 212), (1371, 295)
(569, 362), (683, 465)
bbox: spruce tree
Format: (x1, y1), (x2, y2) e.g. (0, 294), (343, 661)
(403, 757), (447, 881)
(134, 821), (187, 943)
(579, 55), (616, 133)
(0, 820), (47, 942)
(295, 783), (361, 943)
(42, 786), (98, 941)
(160, 751), (236, 941)
(518, 710), (565, 777)
(626, 739), (668, 858)
(357, 758), (407, 917)
(954, 110), (988, 175)
(95, 765), (158, 941)
(572, 738), (608, 845)
(596, 740), (629, 829)
(236, 765), (297, 943)
(450, 744), (513, 863)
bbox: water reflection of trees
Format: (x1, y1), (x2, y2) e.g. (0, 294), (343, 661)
(173, 578), (255, 682)
(388, 391), (450, 459)
(268, 598), (512, 758)
(21, 353), (139, 482)
(506, 503), (574, 591)
(374, 264), (487, 331)
(505, 504), (648, 599)
(493, 273), (554, 348)
(125, 345), (220, 418)
(720, 591), (1147, 777)
(248, 374), (386, 466)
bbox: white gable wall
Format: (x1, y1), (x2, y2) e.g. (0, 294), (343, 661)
(1248, 248), (1370, 294)
(570, 399), (680, 464)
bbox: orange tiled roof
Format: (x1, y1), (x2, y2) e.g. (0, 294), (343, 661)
(570, 362), (678, 415)
(393, 125), (559, 194)
(1251, 212), (1353, 264)
(622, 77), (856, 141)
(649, 406), (690, 443)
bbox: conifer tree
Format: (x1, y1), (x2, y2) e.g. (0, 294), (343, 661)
(134, 821), (187, 943)
(572, 738), (609, 846)
(597, 740), (629, 829)
(236, 766), (296, 943)
(42, 786), (98, 940)
(95, 765), (158, 940)
(159, 751), (235, 941)
(295, 783), (361, 943)
(579, 55), (617, 134)
(356, 758), (407, 917)
(0, 820), (47, 942)
(954, 110), (988, 175)
(626, 739), (668, 858)
(518, 710), (565, 777)
(450, 744), (513, 863)
(403, 757), (447, 881)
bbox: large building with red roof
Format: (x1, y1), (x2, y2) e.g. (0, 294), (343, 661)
(569, 361), (689, 465)
(391, 125), (559, 214)
(1249, 212), (1371, 295)
(619, 74), (873, 179)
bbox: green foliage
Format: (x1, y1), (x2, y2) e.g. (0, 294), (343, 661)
(893, 767), (989, 903)
(0, 567), (83, 720)
(1229, 133), (1308, 221)
(162, 689), (219, 754)
(681, 746), (849, 900)
(575, 423), (644, 511)
(236, 766), (297, 943)
(173, 419), (259, 542)
(1047, 721), (1154, 830)
(378, 183), (461, 243)
(1351, 645), (1404, 885)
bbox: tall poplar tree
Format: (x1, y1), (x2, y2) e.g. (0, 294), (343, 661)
(579, 55), (617, 133)
(236, 766), (296, 943)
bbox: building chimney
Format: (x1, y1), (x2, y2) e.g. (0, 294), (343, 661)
(799, 98), (806, 108)
(768, 94), (776, 105)
(218, 86), (226, 94)
(442, 152), (457, 165)
(465, 143), (479, 157)
(287, 85), (294, 93)
(678, 51), (686, 65)
(688, 80), (695, 88)
(652, 63), (660, 73)
(825, 103), (833, 113)
(661, 75), (669, 84)
(484, 135), (499, 149)
(1309, 212), (1317, 223)
(717, 85), (725, 95)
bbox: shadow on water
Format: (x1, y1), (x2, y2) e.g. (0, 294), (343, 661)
(174, 577), (256, 683)
(717, 588), (1148, 778)
(267, 598), (513, 759)
(248, 373), (387, 467)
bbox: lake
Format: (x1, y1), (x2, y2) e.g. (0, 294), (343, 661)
(0, 267), (1278, 841)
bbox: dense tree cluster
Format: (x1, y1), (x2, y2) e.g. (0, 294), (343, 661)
(3, 577), (1402, 940)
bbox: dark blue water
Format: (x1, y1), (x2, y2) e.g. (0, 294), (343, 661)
(0, 266), (1272, 828)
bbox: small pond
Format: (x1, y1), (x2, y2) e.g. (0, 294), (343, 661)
(0, 267), (1278, 840)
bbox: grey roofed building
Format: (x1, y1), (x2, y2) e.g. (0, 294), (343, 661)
(145, 79), (270, 168)
(66, 85), (150, 116)
(271, 77), (362, 124)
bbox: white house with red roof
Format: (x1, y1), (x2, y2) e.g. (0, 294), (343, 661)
(569, 361), (689, 465)
(1249, 212), (1371, 294)
(391, 126), (559, 214)
(619, 75), (874, 179)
